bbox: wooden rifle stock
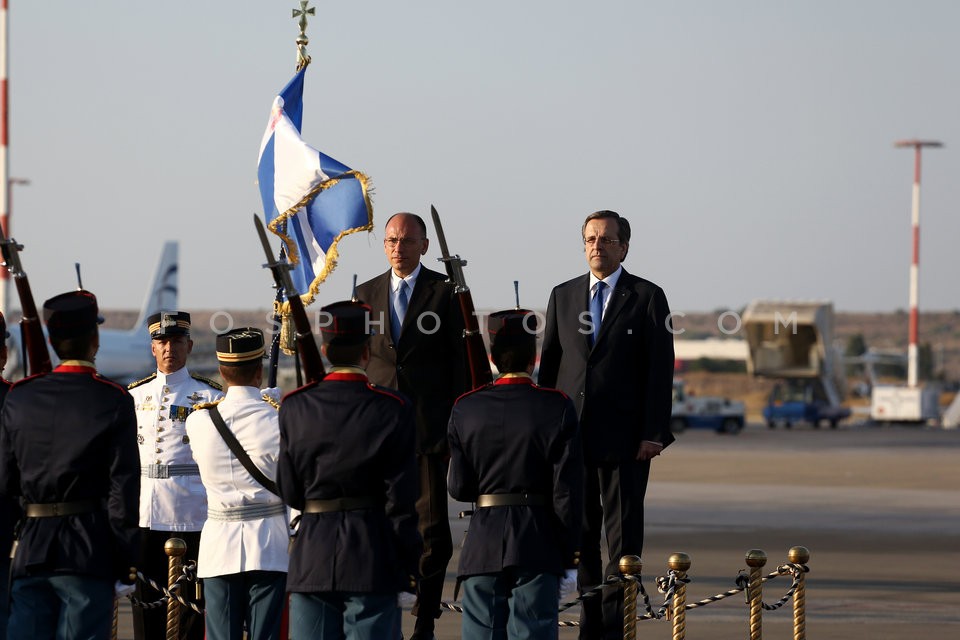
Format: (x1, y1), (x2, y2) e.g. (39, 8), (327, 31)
(285, 293), (326, 384)
(430, 206), (493, 389)
(1, 237), (53, 376)
(253, 215), (325, 384)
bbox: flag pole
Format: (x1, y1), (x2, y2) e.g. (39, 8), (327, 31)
(292, 1), (314, 71)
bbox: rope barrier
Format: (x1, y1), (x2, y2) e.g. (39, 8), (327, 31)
(123, 541), (809, 640)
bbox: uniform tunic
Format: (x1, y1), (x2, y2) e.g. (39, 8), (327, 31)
(447, 376), (583, 578)
(128, 367), (223, 530)
(185, 386), (288, 578)
(0, 363), (140, 581)
(277, 371), (421, 593)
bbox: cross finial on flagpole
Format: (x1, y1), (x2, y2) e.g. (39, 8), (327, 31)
(292, 1), (315, 69)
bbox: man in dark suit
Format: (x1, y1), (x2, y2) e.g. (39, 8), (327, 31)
(448, 308), (583, 639)
(277, 301), (420, 639)
(0, 290), (141, 639)
(355, 212), (467, 640)
(538, 210), (675, 640)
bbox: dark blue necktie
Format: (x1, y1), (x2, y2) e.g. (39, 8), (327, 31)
(590, 281), (606, 345)
(392, 280), (409, 337)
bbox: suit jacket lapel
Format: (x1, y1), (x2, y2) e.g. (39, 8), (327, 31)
(367, 271), (394, 341)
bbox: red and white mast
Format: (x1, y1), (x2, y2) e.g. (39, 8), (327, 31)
(1, 0), (9, 316)
(894, 139), (943, 388)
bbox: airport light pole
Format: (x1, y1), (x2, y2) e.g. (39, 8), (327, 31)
(894, 139), (943, 388)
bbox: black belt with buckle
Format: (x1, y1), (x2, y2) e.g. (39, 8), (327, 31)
(25, 499), (103, 518)
(476, 493), (546, 508)
(303, 497), (381, 513)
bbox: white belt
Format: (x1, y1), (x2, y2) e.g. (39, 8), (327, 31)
(141, 464), (201, 479)
(206, 503), (286, 522)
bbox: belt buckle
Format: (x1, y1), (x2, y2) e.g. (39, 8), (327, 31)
(149, 464), (170, 479)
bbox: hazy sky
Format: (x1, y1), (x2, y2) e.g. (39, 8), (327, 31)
(7, 1), (959, 316)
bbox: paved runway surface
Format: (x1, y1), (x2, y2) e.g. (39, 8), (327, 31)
(116, 422), (960, 639)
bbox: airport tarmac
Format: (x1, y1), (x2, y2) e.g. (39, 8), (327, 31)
(115, 421), (960, 639)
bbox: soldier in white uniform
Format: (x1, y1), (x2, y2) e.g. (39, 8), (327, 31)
(127, 311), (222, 640)
(185, 327), (288, 640)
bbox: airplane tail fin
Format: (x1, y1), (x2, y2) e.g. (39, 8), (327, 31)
(132, 241), (179, 332)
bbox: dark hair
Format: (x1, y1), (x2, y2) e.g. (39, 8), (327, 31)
(491, 341), (537, 374)
(219, 362), (262, 387)
(384, 212), (428, 238)
(50, 329), (98, 361)
(325, 341), (368, 367)
(582, 210), (631, 245)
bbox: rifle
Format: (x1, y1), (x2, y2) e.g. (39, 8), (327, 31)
(0, 233), (52, 376)
(253, 214), (325, 384)
(430, 205), (492, 389)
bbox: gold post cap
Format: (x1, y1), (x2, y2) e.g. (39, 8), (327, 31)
(788, 546), (810, 564)
(745, 549), (767, 567)
(668, 552), (692, 572)
(164, 537), (188, 557)
(618, 554), (643, 575)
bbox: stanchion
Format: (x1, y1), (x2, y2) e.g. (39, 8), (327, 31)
(667, 552), (691, 640)
(789, 546), (809, 640)
(619, 555), (642, 640)
(745, 549), (767, 640)
(164, 538), (187, 640)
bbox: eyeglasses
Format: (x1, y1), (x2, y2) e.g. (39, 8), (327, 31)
(583, 236), (620, 246)
(384, 237), (423, 248)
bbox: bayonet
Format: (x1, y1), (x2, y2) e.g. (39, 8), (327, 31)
(254, 214), (325, 383)
(430, 205), (492, 388)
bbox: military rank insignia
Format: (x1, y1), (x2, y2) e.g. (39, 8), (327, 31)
(187, 392), (205, 403)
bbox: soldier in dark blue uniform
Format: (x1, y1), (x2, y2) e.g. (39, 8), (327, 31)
(277, 301), (420, 640)
(0, 311), (17, 637)
(448, 309), (584, 640)
(0, 290), (140, 639)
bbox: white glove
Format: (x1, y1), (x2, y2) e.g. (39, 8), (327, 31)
(397, 591), (417, 608)
(261, 387), (282, 403)
(559, 569), (578, 601)
(114, 581), (136, 600)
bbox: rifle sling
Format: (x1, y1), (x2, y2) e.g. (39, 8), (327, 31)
(208, 405), (280, 497)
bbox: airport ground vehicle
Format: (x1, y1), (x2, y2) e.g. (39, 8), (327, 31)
(671, 379), (745, 434)
(763, 378), (851, 429)
(743, 300), (851, 429)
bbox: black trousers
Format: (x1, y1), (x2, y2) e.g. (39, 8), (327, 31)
(132, 528), (204, 640)
(578, 459), (650, 640)
(411, 452), (453, 632)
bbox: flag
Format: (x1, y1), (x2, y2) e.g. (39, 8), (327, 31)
(257, 66), (373, 307)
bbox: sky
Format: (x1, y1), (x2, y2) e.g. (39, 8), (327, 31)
(6, 0), (960, 317)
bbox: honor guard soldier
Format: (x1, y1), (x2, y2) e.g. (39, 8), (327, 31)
(0, 311), (17, 637)
(448, 309), (584, 640)
(0, 290), (141, 640)
(128, 311), (223, 640)
(185, 328), (288, 640)
(277, 301), (421, 640)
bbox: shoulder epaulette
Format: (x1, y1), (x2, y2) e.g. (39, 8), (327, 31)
(367, 383), (407, 406)
(453, 382), (494, 405)
(532, 384), (571, 401)
(283, 380), (320, 399)
(127, 372), (157, 390)
(10, 372), (45, 389)
(193, 398), (224, 411)
(261, 394), (281, 410)
(191, 374), (223, 391)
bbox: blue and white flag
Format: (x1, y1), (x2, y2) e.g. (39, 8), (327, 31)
(257, 66), (373, 306)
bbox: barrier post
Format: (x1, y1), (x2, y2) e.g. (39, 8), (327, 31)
(788, 546), (810, 640)
(619, 555), (642, 640)
(667, 552), (691, 640)
(164, 538), (187, 640)
(745, 549), (767, 640)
